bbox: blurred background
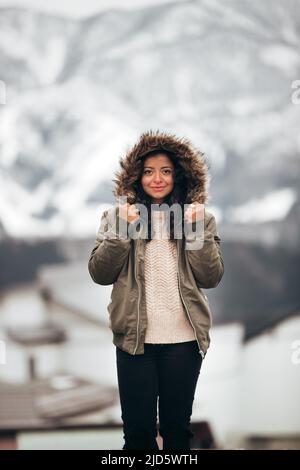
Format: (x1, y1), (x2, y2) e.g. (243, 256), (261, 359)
(0, 0), (299, 450)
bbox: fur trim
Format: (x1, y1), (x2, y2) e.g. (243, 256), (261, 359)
(112, 129), (211, 205)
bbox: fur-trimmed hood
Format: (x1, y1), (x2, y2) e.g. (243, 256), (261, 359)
(112, 129), (211, 205)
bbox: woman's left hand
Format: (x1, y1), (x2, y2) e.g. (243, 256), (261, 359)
(184, 202), (205, 223)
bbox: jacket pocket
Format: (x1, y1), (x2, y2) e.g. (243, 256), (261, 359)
(107, 282), (129, 334)
(107, 301), (128, 334)
(198, 287), (209, 304)
(197, 287), (213, 327)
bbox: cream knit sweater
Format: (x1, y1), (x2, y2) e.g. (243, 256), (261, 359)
(144, 208), (196, 344)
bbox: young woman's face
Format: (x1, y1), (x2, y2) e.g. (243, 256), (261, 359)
(141, 153), (175, 204)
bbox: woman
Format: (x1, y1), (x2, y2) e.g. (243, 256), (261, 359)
(88, 130), (224, 450)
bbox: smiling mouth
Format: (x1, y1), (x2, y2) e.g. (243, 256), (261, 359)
(152, 187), (165, 191)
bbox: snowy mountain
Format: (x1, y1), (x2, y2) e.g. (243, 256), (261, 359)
(0, 0), (299, 241)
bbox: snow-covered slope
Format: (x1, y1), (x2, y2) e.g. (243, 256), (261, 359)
(0, 0), (299, 240)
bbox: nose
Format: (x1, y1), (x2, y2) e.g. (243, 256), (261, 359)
(153, 171), (163, 184)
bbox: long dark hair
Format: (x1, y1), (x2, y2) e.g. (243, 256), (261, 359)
(132, 150), (189, 243)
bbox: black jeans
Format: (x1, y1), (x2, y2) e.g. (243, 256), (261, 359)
(116, 340), (203, 450)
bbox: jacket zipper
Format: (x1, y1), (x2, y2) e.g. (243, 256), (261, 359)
(133, 240), (141, 355)
(177, 249), (206, 360)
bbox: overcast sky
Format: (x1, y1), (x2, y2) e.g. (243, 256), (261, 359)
(0, 0), (184, 18)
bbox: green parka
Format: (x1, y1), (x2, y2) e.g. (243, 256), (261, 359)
(88, 130), (224, 358)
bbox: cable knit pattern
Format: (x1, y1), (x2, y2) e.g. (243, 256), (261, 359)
(144, 209), (196, 344)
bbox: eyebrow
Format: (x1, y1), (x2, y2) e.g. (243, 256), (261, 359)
(143, 166), (173, 169)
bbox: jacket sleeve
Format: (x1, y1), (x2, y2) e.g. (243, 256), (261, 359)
(88, 209), (131, 285)
(185, 212), (224, 289)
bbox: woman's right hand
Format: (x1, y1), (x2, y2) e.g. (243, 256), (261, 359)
(119, 203), (140, 223)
